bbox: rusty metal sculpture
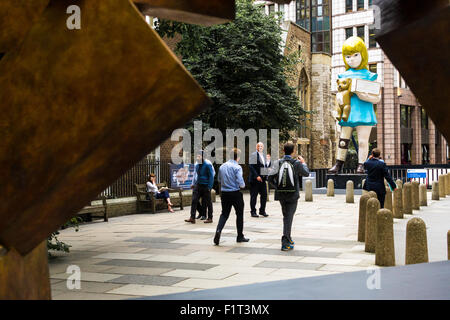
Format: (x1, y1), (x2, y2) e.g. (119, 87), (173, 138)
(374, 0), (450, 142)
(0, 0), (239, 299)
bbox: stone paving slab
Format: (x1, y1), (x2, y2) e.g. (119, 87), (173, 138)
(160, 269), (236, 280)
(92, 253), (153, 260)
(97, 259), (218, 271)
(129, 242), (188, 249)
(51, 272), (122, 283)
(52, 281), (124, 294)
(103, 266), (173, 276)
(228, 246), (340, 258)
(125, 237), (179, 243)
(106, 284), (194, 297)
(106, 274), (187, 286)
(53, 291), (139, 300)
(254, 260), (324, 270)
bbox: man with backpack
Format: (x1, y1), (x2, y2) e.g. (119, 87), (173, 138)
(269, 143), (310, 251)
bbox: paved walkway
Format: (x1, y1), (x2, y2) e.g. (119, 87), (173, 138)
(49, 191), (450, 299)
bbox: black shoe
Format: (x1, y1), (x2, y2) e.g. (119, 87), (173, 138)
(236, 236), (249, 243)
(259, 213), (269, 217)
(200, 216), (206, 220)
(251, 213), (259, 218)
(214, 232), (221, 245)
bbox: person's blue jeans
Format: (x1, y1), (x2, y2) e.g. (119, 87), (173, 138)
(147, 191), (170, 202)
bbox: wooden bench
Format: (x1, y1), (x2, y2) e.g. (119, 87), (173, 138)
(135, 182), (183, 214)
(77, 195), (108, 222)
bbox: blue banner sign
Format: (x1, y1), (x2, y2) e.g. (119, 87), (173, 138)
(170, 164), (195, 189)
(407, 169), (427, 179)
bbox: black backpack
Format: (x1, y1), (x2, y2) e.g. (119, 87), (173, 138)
(276, 159), (296, 192)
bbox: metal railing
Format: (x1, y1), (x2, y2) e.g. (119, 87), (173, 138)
(100, 158), (171, 198)
(311, 164), (450, 189)
(100, 160), (450, 198)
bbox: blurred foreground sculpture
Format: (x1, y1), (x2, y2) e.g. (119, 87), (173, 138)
(0, 0), (237, 299)
(374, 0), (450, 142)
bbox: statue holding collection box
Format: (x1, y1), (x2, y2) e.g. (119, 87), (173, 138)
(328, 36), (381, 175)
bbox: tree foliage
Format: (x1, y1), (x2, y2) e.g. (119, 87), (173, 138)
(156, 0), (306, 140)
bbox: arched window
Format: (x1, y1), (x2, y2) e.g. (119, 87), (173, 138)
(297, 68), (309, 109)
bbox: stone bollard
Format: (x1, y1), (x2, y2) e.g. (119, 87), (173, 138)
(358, 194), (371, 242)
(446, 173), (450, 196)
(411, 181), (420, 210)
(405, 218), (429, 264)
(439, 174), (446, 198)
(419, 184), (427, 206)
(368, 191), (378, 199)
(376, 209), (395, 266)
(402, 182), (412, 215)
(365, 197), (380, 253)
(346, 180), (354, 203)
(393, 188), (403, 219)
(385, 187), (393, 211)
(448, 230), (450, 260)
(396, 179), (403, 189)
(327, 179), (335, 197)
(305, 179), (313, 202)
(432, 181), (440, 201)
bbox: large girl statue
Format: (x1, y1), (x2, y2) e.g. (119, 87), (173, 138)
(328, 36), (381, 174)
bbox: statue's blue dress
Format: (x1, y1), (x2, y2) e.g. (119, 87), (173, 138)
(338, 68), (378, 128)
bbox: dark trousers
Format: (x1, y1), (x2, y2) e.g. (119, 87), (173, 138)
(366, 185), (386, 208)
(190, 184), (213, 219)
(155, 190), (170, 201)
(250, 180), (267, 215)
(196, 192), (213, 218)
(375, 191), (386, 209)
(216, 191), (244, 237)
(280, 200), (298, 239)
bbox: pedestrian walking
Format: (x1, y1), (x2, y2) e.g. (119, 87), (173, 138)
(269, 143), (310, 251)
(214, 148), (249, 245)
(363, 148), (397, 208)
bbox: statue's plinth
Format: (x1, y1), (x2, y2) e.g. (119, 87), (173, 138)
(326, 173), (366, 189)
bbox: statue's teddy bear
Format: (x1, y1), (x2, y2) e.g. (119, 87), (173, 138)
(336, 78), (352, 122)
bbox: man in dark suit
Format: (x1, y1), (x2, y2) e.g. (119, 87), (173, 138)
(249, 142), (268, 217)
(363, 148), (397, 208)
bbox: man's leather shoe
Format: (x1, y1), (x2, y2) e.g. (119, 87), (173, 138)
(204, 219), (213, 223)
(184, 218), (195, 224)
(251, 214), (259, 218)
(259, 213), (269, 217)
(236, 236), (249, 243)
(213, 232), (221, 245)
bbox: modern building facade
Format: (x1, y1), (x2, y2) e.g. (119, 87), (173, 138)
(331, 0), (448, 165)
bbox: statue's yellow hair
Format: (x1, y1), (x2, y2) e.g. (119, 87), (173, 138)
(342, 36), (368, 70)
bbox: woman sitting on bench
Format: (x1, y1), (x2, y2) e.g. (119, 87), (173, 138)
(146, 173), (174, 213)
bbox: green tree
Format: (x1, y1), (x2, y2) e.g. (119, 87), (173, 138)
(156, 0), (306, 140)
